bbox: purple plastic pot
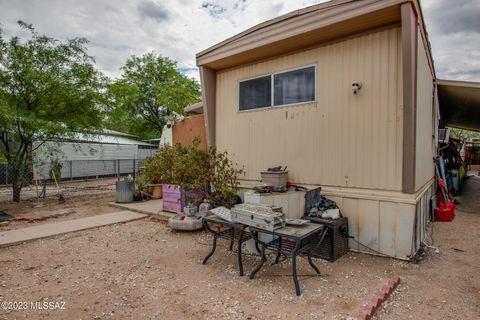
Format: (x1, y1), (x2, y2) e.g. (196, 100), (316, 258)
(162, 184), (202, 213)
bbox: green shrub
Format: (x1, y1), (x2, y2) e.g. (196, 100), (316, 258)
(207, 148), (244, 208)
(143, 137), (244, 207)
(143, 138), (209, 192)
(49, 161), (63, 181)
(143, 145), (178, 184)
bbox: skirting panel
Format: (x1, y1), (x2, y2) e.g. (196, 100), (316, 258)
(239, 182), (434, 260)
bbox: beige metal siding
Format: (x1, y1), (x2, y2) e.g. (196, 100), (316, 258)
(240, 183), (431, 259)
(216, 27), (403, 191)
(321, 176), (433, 259)
(316, 184), (433, 260)
(324, 192), (415, 259)
(415, 29), (435, 191)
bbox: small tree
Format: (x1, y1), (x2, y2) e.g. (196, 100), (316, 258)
(0, 21), (105, 201)
(107, 52), (201, 139)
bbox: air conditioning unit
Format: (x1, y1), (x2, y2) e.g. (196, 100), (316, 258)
(438, 128), (450, 144)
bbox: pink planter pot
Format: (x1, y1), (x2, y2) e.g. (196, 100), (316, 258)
(162, 184), (203, 213)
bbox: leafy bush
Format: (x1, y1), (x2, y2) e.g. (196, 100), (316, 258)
(143, 137), (244, 208)
(207, 148), (244, 208)
(174, 139), (210, 193)
(49, 161), (63, 181)
(135, 172), (149, 192)
(143, 138), (209, 192)
(143, 145), (178, 184)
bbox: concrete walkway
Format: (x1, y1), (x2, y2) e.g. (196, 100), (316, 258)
(0, 211), (146, 247)
(108, 199), (175, 221)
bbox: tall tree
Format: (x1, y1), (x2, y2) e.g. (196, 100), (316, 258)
(107, 52), (201, 139)
(0, 21), (105, 202)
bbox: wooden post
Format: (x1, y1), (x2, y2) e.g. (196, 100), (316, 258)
(401, 2), (418, 194)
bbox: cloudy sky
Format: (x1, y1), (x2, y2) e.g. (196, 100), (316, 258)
(0, 0), (479, 82)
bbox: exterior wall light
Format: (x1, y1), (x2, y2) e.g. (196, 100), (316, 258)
(352, 82), (362, 94)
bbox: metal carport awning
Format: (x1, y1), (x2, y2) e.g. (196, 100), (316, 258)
(437, 79), (480, 132)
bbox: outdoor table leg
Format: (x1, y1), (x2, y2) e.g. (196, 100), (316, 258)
(274, 237), (282, 264)
(237, 229), (244, 276)
(306, 228), (327, 274)
(291, 241), (302, 296)
(203, 235), (217, 265)
(254, 240), (261, 254)
(249, 232), (267, 279)
(202, 220), (221, 265)
(229, 228), (234, 251)
(247, 224), (324, 297)
(307, 250), (320, 274)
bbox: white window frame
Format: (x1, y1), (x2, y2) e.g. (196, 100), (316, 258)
(237, 63), (317, 112)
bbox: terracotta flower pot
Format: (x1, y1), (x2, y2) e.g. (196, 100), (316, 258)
(148, 184), (163, 199)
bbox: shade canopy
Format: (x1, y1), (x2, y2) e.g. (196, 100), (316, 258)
(437, 79), (480, 132)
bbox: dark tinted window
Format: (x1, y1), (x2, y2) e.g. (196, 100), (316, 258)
(274, 66), (315, 106)
(239, 75), (272, 111)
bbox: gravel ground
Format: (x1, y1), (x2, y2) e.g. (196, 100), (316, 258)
(0, 178), (478, 319)
(374, 176), (480, 320)
(0, 194), (117, 231)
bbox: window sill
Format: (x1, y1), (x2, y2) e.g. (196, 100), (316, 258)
(237, 100), (317, 113)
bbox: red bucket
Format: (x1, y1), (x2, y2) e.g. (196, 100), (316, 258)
(435, 201), (455, 222)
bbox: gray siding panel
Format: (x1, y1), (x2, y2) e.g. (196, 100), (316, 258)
(58, 143), (138, 161)
(137, 149), (156, 159)
(34, 142), (155, 180)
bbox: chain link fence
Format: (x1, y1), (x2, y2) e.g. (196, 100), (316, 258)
(0, 159), (143, 203)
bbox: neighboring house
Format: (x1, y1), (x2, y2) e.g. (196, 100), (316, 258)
(35, 130), (157, 181)
(196, 0), (442, 260)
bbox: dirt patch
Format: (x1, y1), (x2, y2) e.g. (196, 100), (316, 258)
(0, 219), (379, 320)
(373, 178), (480, 320)
(0, 194), (117, 231)
(459, 176), (480, 213)
(0, 206), (478, 319)
(373, 209), (480, 319)
(0, 183), (479, 319)
(0, 178), (117, 203)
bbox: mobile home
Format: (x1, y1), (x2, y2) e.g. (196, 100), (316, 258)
(197, 0), (438, 260)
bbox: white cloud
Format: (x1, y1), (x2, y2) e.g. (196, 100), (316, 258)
(422, 0), (480, 81)
(1, 0), (479, 82)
